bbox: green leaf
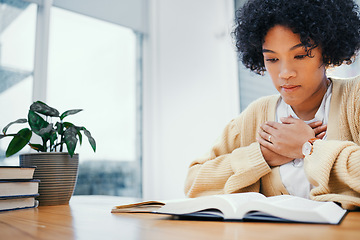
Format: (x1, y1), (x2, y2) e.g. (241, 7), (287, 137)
(6, 128), (32, 157)
(60, 109), (83, 120)
(30, 101), (59, 117)
(75, 126), (85, 145)
(83, 128), (96, 152)
(50, 131), (57, 147)
(63, 122), (74, 129)
(77, 129), (83, 145)
(64, 127), (78, 157)
(28, 110), (49, 136)
(38, 123), (53, 138)
(55, 122), (63, 134)
(2, 118), (27, 134)
(29, 143), (46, 152)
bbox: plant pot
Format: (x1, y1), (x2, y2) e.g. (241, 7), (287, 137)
(19, 152), (79, 206)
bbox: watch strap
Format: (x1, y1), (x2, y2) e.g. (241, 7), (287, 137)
(308, 138), (319, 144)
(307, 138), (320, 155)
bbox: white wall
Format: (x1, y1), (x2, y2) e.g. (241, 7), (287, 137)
(143, 0), (239, 200)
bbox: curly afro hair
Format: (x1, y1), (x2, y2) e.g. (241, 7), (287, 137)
(233, 0), (360, 75)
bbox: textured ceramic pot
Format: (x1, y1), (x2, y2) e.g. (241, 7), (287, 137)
(19, 152), (79, 206)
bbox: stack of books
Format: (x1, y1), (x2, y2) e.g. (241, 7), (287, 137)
(0, 166), (39, 211)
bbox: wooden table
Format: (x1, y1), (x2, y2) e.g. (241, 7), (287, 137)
(0, 195), (359, 240)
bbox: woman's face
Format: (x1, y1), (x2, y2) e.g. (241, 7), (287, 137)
(262, 25), (328, 116)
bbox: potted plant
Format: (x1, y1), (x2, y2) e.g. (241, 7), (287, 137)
(0, 101), (96, 205)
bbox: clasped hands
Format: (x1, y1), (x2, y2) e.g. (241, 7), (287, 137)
(257, 117), (327, 167)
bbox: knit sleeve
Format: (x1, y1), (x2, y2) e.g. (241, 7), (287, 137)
(184, 98), (273, 198)
(305, 140), (360, 210)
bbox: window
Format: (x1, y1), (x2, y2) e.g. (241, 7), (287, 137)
(47, 7), (142, 197)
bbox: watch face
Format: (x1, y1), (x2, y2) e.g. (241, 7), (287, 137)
(302, 142), (312, 156)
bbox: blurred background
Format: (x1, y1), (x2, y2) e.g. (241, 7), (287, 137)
(1, 0), (359, 200)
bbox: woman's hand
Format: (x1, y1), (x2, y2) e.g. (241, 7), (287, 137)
(257, 117), (315, 159)
(259, 144), (294, 167)
(308, 121), (327, 139)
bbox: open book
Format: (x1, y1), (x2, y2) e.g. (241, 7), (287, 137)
(111, 192), (347, 224)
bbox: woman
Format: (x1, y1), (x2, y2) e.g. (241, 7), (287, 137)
(184, 0), (360, 210)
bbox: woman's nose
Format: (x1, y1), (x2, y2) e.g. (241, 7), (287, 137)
(278, 61), (296, 80)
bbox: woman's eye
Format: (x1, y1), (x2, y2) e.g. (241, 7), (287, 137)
(294, 54), (307, 59)
(265, 58), (278, 63)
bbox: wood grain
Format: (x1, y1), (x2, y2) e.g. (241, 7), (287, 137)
(0, 195), (359, 240)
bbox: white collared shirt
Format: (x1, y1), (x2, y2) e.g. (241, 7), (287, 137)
(276, 81), (333, 199)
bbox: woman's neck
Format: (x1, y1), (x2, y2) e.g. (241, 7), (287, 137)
(291, 78), (330, 121)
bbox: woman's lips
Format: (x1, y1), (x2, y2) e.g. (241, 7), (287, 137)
(281, 85), (301, 92)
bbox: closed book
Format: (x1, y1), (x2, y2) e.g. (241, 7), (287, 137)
(0, 196), (39, 211)
(0, 166), (36, 180)
(0, 179), (40, 198)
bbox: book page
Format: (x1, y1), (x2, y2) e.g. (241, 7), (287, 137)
(265, 195), (326, 209)
(216, 192), (266, 214)
(156, 192), (266, 218)
(111, 200), (165, 213)
(235, 195), (346, 224)
(156, 195), (237, 217)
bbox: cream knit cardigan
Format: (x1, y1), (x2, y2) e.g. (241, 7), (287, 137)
(184, 76), (360, 210)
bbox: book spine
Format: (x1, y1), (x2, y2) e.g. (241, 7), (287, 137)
(0, 179), (40, 183)
(0, 194), (40, 199)
(0, 204), (37, 212)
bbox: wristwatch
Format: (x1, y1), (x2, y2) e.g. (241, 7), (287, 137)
(302, 138), (320, 157)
